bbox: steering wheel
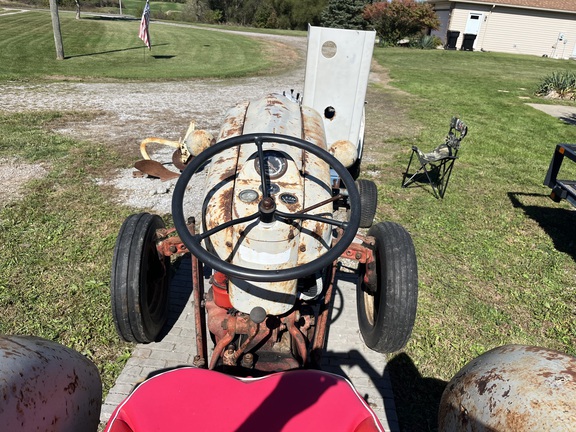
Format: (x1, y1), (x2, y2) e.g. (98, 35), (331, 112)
(172, 133), (360, 282)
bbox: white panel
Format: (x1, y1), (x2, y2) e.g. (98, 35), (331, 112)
(303, 25), (376, 152)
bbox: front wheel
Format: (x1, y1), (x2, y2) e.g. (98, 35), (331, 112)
(111, 213), (170, 343)
(357, 222), (418, 353)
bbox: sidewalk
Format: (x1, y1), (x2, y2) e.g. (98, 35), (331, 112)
(100, 258), (399, 431)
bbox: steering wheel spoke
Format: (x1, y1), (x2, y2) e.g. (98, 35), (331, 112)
(276, 210), (348, 229)
(199, 212), (261, 240)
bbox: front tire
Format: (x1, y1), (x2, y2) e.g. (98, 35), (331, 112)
(111, 213), (170, 343)
(357, 222), (418, 353)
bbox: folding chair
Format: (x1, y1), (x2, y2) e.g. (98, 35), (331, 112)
(402, 117), (468, 198)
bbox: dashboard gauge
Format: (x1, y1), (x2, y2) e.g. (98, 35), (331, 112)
(259, 183), (280, 195)
(238, 189), (259, 203)
(280, 193), (298, 205)
(254, 151), (288, 179)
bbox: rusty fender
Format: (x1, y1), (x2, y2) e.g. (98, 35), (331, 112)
(439, 344), (576, 431)
(0, 335), (102, 432)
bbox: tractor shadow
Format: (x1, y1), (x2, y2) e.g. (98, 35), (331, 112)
(157, 254), (208, 340)
(385, 354), (447, 432)
(508, 192), (576, 263)
(319, 270), (447, 432)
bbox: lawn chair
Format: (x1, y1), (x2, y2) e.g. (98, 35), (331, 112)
(402, 117), (468, 198)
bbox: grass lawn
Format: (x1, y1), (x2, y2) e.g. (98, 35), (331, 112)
(365, 47), (576, 430)
(0, 10), (279, 80)
(0, 13), (575, 429)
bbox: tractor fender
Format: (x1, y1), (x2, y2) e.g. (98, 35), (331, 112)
(439, 344), (576, 431)
(0, 335), (102, 432)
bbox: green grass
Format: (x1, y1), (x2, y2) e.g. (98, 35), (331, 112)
(364, 48), (576, 430)
(0, 10), (277, 80)
(0, 111), (134, 394)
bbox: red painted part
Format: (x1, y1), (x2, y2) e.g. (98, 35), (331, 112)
(341, 239), (375, 264)
(104, 368), (385, 432)
(156, 236), (188, 257)
(212, 272), (233, 309)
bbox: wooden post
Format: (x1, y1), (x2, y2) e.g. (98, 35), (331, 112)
(49, 0), (65, 60)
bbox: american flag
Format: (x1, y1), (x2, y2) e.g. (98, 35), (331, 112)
(138, 0), (151, 49)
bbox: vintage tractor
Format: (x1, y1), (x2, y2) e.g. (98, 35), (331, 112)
(110, 26), (419, 374)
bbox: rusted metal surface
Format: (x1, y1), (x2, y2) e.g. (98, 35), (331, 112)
(201, 94), (336, 316)
(439, 344), (576, 431)
(311, 260), (338, 366)
(134, 159), (180, 181)
(156, 235), (188, 257)
(190, 219), (208, 368)
(0, 335), (102, 431)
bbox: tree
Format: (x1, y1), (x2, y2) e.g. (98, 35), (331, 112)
(49, 0), (65, 60)
(363, 0), (439, 45)
(289, 0), (326, 29)
(74, 0), (81, 19)
(320, 0), (368, 30)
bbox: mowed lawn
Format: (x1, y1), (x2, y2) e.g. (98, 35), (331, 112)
(0, 10), (275, 80)
(365, 47), (576, 428)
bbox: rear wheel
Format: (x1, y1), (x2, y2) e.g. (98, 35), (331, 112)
(111, 213), (170, 343)
(357, 179), (377, 228)
(357, 222), (418, 353)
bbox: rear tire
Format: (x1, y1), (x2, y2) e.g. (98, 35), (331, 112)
(357, 222), (418, 353)
(357, 179), (377, 228)
(111, 213), (170, 343)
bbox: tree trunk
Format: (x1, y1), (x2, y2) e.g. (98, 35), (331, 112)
(49, 0), (65, 60)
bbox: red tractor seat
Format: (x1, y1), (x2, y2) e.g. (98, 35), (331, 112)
(104, 367), (384, 432)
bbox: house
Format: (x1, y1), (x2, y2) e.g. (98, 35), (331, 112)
(425, 0), (576, 59)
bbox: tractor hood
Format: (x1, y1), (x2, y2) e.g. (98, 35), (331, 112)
(201, 93), (334, 315)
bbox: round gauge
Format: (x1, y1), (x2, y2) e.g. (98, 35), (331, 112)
(280, 193), (298, 205)
(238, 189), (259, 203)
(258, 183), (280, 195)
(254, 151), (288, 179)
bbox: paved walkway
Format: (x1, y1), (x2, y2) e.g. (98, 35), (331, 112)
(527, 103), (576, 125)
(100, 257), (399, 431)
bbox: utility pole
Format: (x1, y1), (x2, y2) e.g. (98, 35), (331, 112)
(49, 0), (65, 60)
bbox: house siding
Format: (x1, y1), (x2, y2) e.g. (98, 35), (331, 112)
(429, 1), (576, 59)
(480, 7), (576, 58)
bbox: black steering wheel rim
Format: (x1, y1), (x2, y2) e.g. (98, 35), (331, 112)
(172, 133), (360, 282)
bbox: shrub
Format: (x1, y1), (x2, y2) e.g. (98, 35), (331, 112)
(536, 70), (576, 100)
(363, 0), (439, 46)
(408, 34), (442, 49)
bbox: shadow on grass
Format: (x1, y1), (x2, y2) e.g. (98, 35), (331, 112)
(84, 15), (138, 21)
(508, 192), (576, 263)
(559, 113), (576, 126)
(385, 353), (447, 432)
(66, 43), (169, 59)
